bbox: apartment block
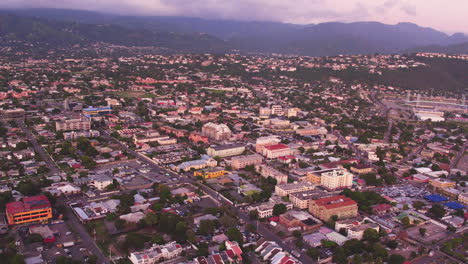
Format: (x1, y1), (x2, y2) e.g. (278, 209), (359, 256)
(275, 182), (315, 197)
(320, 169), (353, 190)
(55, 117), (91, 131)
(207, 143), (245, 158)
(289, 190), (335, 209)
(255, 164), (288, 184)
(202, 122), (232, 141)
(230, 154), (263, 170)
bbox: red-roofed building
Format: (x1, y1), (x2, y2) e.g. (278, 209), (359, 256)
(309, 195), (358, 221)
(372, 204), (395, 215)
(6, 195), (52, 225)
(262, 144), (291, 159)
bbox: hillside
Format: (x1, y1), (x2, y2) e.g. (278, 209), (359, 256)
(2, 8), (468, 56)
(0, 12), (230, 53)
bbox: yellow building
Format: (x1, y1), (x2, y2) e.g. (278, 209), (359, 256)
(6, 195), (52, 225)
(194, 168), (227, 179)
(429, 178), (456, 189)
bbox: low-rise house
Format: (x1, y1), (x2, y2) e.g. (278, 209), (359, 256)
(129, 241), (183, 264)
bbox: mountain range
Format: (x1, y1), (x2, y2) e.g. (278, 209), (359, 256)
(1, 8), (467, 56)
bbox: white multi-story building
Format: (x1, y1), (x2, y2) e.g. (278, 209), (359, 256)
(90, 175), (113, 190)
(55, 117), (91, 131)
(320, 169), (353, 190)
(202, 122), (232, 141)
(271, 105), (284, 115)
(275, 182), (316, 197)
(63, 130), (100, 140)
(207, 143), (245, 158)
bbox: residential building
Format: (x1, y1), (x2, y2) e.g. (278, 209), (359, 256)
(55, 117), (91, 131)
(320, 169), (353, 190)
(63, 130), (100, 140)
(347, 223), (380, 240)
(309, 195), (358, 221)
(458, 193), (468, 205)
(189, 132), (209, 144)
(262, 144), (291, 159)
(271, 105), (284, 115)
(6, 195), (52, 225)
(193, 167), (227, 179)
(255, 136), (281, 153)
(255, 164), (288, 184)
(350, 164), (374, 175)
(90, 175), (113, 190)
(275, 182), (315, 197)
(207, 143), (245, 158)
(202, 122), (232, 141)
(128, 241), (183, 264)
(230, 154), (263, 170)
(306, 168), (340, 184)
(289, 190), (335, 209)
(248, 197), (293, 218)
(429, 178), (456, 189)
(279, 210), (322, 231)
(176, 155), (217, 172)
(1, 108), (25, 120)
(295, 126), (327, 136)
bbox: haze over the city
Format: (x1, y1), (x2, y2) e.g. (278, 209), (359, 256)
(1, 0), (467, 34)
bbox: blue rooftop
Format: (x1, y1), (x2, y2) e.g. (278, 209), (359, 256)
(424, 194), (448, 202)
(444, 202), (465, 210)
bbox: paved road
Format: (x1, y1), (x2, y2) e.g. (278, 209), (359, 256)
(399, 136), (435, 165)
(14, 120), (109, 264)
(58, 199), (110, 264)
(16, 120), (61, 176)
(450, 141), (467, 169)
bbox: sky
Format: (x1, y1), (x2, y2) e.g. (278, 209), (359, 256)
(1, 0), (467, 34)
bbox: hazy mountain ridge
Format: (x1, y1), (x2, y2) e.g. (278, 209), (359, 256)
(2, 8), (468, 56)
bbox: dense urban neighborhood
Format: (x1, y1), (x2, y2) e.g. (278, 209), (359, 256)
(0, 38), (467, 264)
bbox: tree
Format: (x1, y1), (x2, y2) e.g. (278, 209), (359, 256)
(363, 228), (379, 243)
(17, 180), (40, 196)
(413, 201), (425, 210)
(371, 243), (388, 260)
(88, 255), (98, 264)
(81, 155), (96, 169)
(419, 227), (426, 237)
(198, 220), (216, 235)
(307, 247), (320, 260)
(429, 204), (446, 219)
(332, 247), (347, 264)
(292, 230), (302, 238)
(401, 216), (411, 227)
(227, 227), (243, 244)
(342, 239), (364, 256)
(249, 210), (258, 220)
(272, 203), (287, 216)
(388, 254), (406, 264)
(387, 240), (398, 249)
